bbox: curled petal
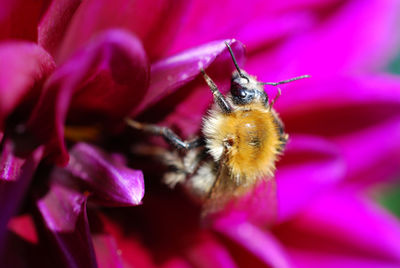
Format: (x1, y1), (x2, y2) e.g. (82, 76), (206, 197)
(0, 146), (43, 255)
(53, 142), (144, 207)
(0, 139), (25, 181)
(57, 0), (189, 62)
(276, 135), (345, 221)
(132, 39), (245, 117)
(26, 30), (149, 165)
(36, 184), (87, 232)
(0, 42), (55, 130)
(135, 39), (246, 142)
(35, 183), (97, 268)
(272, 191), (400, 267)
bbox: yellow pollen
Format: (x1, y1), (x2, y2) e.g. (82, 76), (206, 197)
(64, 125), (101, 142)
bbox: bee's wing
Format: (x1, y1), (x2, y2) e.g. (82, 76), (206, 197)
(203, 154), (277, 223)
(202, 153), (252, 213)
(202, 159), (234, 216)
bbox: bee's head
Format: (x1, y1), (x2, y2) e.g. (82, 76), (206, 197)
(224, 40), (310, 107)
(230, 70), (268, 106)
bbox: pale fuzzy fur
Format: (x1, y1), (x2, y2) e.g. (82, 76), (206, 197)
(203, 107), (226, 161)
(187, 161), (216, 197)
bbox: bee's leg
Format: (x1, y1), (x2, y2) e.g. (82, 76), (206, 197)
(269, 87), (281, 110)
(200, 68), (232, 114)
(130, 144), (187, 187)
(125, 119), (204, 150)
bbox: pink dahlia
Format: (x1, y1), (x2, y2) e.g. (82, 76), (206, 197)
(1, 0), (400, 267)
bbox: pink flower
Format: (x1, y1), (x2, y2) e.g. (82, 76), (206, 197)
(1, 0), (400, 267)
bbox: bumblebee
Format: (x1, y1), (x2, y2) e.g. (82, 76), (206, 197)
(126, 42), (308, 214)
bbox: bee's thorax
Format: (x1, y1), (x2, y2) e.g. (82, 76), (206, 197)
(203, 102), (286, 183)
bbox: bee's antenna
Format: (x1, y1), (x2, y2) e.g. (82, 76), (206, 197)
(260, 75), (310, 86)
(224, 41), (246, 78)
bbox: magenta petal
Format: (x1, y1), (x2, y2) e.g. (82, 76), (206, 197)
(132, 39), (245, 116)
(54, 142), (144, 207)
(0, 139), (25, 181)
(273, 191), (400, 267)
(0, 231), (50, 268)
(169, 0), (273, 52)
(99, 216), (158, 267)
(0, 0), (49, 41)
(278, 75), (400, 183)
(35, 183), (97, 268)
(7, 215), (38, 244)
(278, 74), (400, 116)
(92, 235), (124, 268)
(287, 253), (400, 268)
(235, 11), (314, 53)
(276, 135), (345, 221)
(0, 146), (43, 255)
(185, 234), (237, 268)
(57, 0), (189, 62)
(214, 220), (292, 268)
(168, 0), (339, 54)
(0, 42), (55, 130)
(267, 0), (341, 10)
(206, 179), (277, 227)
(247, 0), (400, 77)
(338, 117), (400, 186)
(134, 39), (246, 140)
(26, 30), (149, 165)
(38, 0), (82, 57)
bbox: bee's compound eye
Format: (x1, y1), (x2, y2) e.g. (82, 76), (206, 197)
(231, 86), (247, 98)
(231, 83), (255, 105)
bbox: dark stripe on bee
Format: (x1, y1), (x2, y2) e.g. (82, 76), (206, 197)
(249, 137), (261, 148)
(271, 112), (287, 151)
